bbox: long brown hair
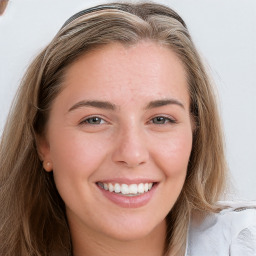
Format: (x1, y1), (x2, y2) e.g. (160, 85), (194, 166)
(0, 2), (227, 255)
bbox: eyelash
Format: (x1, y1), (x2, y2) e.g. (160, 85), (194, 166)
(79, 115), (176, 126)
(80, 116), (107, 125)
(149, 116), (176, 125)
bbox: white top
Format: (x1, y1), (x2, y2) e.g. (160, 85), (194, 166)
(186, 201), (256, 256)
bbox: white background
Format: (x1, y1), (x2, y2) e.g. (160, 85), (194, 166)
(0, 0), (255, 200)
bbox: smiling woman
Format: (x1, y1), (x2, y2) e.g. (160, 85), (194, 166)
(0, 2), (255, 256)
(38, 42), (192, 253)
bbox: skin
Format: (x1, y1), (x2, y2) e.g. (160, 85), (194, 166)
(39, 41), (193, 256)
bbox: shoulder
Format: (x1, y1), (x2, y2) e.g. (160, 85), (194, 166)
(187, 201), (256, 256)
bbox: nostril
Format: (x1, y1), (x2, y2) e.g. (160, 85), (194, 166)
(114, 156), (148, 168)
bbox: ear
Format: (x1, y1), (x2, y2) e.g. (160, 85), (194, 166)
(36, 135), (53, 172)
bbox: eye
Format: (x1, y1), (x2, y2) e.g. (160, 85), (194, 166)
(151, 116), (176, 125)
(80, 116), (106, 125)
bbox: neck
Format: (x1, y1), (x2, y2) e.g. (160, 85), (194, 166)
(71, 220), (167, 256)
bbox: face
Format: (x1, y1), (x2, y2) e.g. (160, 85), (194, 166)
(39, 41), (193, 242)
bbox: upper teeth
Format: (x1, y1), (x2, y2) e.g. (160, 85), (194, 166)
(98, 182), (153, 195)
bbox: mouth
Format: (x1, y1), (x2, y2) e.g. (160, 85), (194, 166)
(96, 182), (156, 197)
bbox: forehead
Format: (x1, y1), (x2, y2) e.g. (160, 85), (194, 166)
(60, 41), (189, 108)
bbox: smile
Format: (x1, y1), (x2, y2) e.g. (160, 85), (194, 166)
(97, 182), (154, 196)
(96, 180), (158, 208)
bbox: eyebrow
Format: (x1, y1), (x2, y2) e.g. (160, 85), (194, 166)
(144, 99), (185, 110)
(68, 100), (116, 112)
(68, 98), (184, 113)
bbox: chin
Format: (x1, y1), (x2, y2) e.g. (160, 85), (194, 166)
(99, 216), (166, 242)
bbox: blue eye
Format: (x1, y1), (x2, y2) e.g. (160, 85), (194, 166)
(81, 117), (105, 125)
(151, 116), (175, 124)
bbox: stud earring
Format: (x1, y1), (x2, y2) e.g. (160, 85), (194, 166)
(43, 161), (52, 172)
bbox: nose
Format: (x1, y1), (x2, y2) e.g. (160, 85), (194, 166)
(111, 126), (149, 168)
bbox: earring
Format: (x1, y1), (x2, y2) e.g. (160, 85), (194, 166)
(43, 161), (52, 172)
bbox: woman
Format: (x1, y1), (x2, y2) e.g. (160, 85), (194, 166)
(0, 2), (255, 256)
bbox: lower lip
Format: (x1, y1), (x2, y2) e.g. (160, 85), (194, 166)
(97, 183), (158, 208)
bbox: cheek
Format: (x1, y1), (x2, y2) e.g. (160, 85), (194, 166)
(48, 131), (112, 207)
(153, 129), (192, 178)
(49, 130), (110, 179)
(150, 129), (192, 214)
